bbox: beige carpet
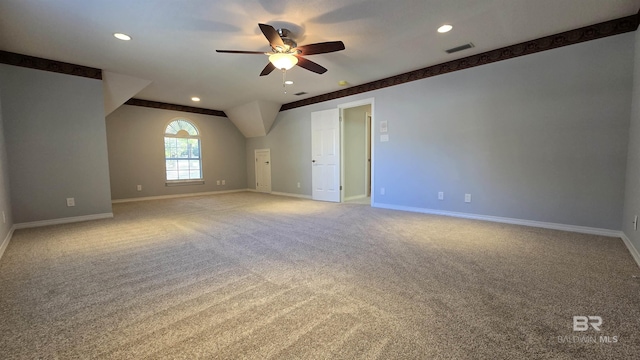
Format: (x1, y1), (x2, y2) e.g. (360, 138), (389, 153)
(0, 192), (638, 359)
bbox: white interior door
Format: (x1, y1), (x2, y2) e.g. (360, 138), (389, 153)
(255, 149), (271, 193)
(312, 108), (340, 202)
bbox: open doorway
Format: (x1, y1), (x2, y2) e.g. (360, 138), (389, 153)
(340, 99), (374, 205)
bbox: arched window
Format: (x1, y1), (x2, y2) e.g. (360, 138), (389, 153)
(164, 119), (202, 181)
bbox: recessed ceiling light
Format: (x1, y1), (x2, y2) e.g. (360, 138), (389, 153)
(191, 97), (201, 102)
(437, 25), (453, 33)
(284, 80), (294, 85)
(113, 33), (131, 41)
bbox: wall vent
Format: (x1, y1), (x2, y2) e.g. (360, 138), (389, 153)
(294, 92), (308, 96)
(446, 42), (475, 54)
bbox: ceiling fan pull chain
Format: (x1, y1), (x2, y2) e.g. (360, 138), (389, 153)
(282, 69), (287, 94)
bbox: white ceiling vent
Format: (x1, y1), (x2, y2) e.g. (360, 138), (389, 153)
(446, 43), (475, 54)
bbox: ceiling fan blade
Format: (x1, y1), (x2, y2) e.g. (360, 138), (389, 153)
(296, 41), (345, 56)
(258, 23), (285, 49)
(260, 62), (276, 76)
(296, 57), (328, 74)
(216, 50), (265, 54)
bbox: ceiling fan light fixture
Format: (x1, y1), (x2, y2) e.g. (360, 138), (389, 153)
(269, 53), (298, 70)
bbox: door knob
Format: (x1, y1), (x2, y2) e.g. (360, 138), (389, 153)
(312, 160), (316, 163)
(265, 161), (269, 164)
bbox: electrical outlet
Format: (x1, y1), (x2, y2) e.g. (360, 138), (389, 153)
(380, 187), (385, 195)
(438, 192), (444, 200)
(216, 180), (221, 185)
(66, 198), (75, 207)
(464, 194), (471, 203)
(137, 185), (142, 191)
(221, 180), (225, 185)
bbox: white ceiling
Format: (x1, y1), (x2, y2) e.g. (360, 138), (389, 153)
(0, 0), (638, 112)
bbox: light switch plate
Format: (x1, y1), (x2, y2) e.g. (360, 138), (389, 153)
(380, 120), (388, 133)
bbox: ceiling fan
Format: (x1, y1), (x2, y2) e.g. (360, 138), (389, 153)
(216, 23), (345, 76)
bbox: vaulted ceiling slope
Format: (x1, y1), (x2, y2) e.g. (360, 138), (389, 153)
(0, 1), (638, 117)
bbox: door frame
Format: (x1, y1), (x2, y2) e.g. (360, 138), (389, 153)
(365, 112), (372, 197)
(254, 148), (271, 193)
(338, 98), (375, 204)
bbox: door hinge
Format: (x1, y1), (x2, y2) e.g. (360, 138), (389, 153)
(340, 186), (343, 190)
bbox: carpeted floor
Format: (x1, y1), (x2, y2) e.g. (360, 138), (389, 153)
(0, 192), (638, 359)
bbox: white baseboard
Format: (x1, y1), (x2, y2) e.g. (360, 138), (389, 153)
(270, 191), (312, 200)
(372, 203), (622, 238)
(0, 225), (15, 261)
(344, 195), (366, 202)
(621, 233), (640, 269)
(247, 188), (312, 199)
(14, 213), (114, 229)
(112, 189), (248, 203)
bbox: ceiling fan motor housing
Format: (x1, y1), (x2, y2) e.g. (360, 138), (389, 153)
(274, 29), (297, 53)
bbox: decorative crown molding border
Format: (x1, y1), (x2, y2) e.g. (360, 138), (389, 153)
(0, 50), (102, 79)
(124, 98), (227, 117)
(280, 13), (639, 112)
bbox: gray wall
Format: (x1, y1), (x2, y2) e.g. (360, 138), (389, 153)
(0, 92), (13, 241)
(107, 105), (247, 200)
(247, 32), (634, 231)
(0, 64), (112, 223)
(343, 105), (369, 199)
(623, 30), (640, 255)
(246, 110), (312, 194)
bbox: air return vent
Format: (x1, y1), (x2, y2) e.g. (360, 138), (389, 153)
(294, 92), (308, 96)
(446, 42), (475, 54)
